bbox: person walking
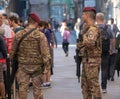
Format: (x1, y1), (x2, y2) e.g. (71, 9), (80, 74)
(96, 12), (113, 93)
(10, 13), (51, 99)
(110, 18), (120, 37)
(78, 7), (102, 99)
(62, 26), (70, 57)
(39, 20), (52, 88)
(107, 18), (119, 81)
(60, 21), (67, 36)
(0, 28), (7, 99)
(74, 18), (81, 39)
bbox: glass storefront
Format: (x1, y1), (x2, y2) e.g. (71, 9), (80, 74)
(50, 0), (74, 22)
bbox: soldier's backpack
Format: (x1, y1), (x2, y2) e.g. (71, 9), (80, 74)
(100, 25), (110, 54)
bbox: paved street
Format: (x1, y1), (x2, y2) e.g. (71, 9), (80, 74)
(26, 45), (120, 99)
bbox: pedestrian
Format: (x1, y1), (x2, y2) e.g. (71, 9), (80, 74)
(115, 33), (120, 76)
(9, 16), (24, 91)
(0, 14), (14, 53)
(39, 20), (52, 88)
(48, 22), (57, 76)
(78, 7), (102, 99)
(75, 22), (84, 82)
(0, 14), (14, 96)
(74, 18), (81, 39)
(10, 13), (51, 99)
(0, 27), (7, 99)
(107, 18), (119, 81)
(9, 16), (24, 33)
(110, 18), (120, 37)
(60, 21), (67, 36)
(62, 26), (70, 57)
(96, 12), (114, 93)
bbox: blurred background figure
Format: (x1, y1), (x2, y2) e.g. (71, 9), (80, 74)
(9, 16), (24, 33)
(107, 18), (120, 81)
(60, 21), (67, 37)
(62, 26), (70, 57)
(53, 20), (59, 32)
(74, 18), (81, 39)
(110, 18), (120, 37)
(0, 27), (7, 99)
(39, 20), (51, 88)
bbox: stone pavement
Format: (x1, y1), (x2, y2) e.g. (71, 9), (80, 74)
(26, 45), (120, 99)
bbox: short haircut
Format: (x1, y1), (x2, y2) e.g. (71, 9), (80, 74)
(39, 20), (48, 28)
(9, 16), (18, 24)
(96, 13), (105, 21)
(85, 11), (96, 20)
(28, 17), (36, 24)
(110, 18), (114, 24)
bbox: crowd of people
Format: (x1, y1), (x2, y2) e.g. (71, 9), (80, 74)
(0, 6), (120, 99)
(0, 12), (57, 99)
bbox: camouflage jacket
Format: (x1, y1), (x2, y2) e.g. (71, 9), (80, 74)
(78, 24), (101, 63)
(10, 27), (51, 70)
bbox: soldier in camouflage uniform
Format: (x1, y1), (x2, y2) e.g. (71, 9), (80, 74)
(78, 7), (102, 99)
(10, 13), (51, 99)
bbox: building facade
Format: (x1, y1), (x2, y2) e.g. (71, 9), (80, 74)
(7, 0), (117, 24)
(7, 0), (75, 22)
(7, 0), (28, 21)
(29, 0), (49, 20)
(50, 0), (75, 22)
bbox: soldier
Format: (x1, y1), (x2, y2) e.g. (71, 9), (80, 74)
(10, 13), (51, 99)
(78, 7), (102, 99)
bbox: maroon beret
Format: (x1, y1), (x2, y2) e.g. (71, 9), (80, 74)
(29, 13), (40, 23)
(83, 7), (96, 13)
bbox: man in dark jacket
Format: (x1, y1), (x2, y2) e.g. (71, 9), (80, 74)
(96, 12), (113, 93)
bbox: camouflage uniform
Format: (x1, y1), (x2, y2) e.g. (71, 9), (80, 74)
(10, 27), (51, 99)
(78, 25), (102, 99)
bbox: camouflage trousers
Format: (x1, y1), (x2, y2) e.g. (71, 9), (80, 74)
(81, 62), (101, 99)
(16, 68), (43, 99)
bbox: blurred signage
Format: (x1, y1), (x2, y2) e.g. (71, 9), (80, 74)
(84, 0), (96, 7)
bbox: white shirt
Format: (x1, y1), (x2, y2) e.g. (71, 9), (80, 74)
(1, 23), (12, 38)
